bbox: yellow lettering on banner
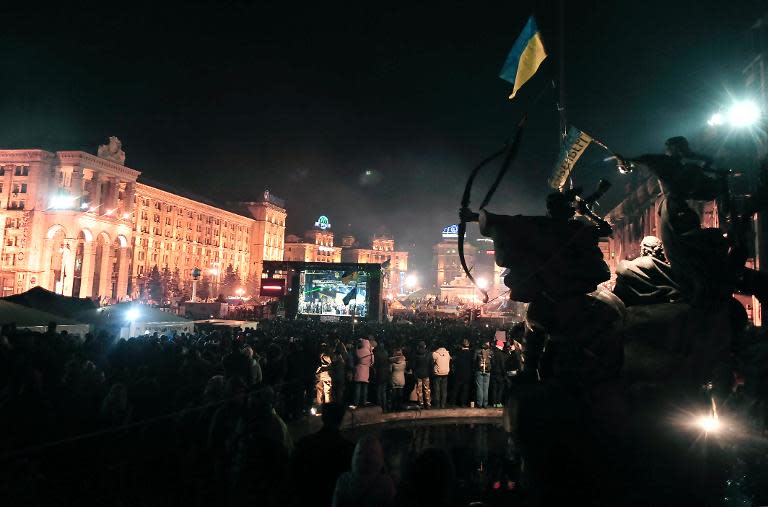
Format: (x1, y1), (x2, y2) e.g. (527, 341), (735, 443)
(548, 132), (593, 189)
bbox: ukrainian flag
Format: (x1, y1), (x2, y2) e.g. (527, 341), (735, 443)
(499, 15), (547, 99)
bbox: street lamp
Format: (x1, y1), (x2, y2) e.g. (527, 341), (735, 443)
(405, 274), (418, 289)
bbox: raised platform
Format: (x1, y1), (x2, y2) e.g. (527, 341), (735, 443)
(290, 406), (504, 439)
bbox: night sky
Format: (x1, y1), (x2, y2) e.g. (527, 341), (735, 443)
(1, 1), (765, 278)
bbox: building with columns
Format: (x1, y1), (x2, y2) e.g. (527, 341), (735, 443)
(0, 141), (286, 301)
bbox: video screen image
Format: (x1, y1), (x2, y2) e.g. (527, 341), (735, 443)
(298, 269), (368, 318)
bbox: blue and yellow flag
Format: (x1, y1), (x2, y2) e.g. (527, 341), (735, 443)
(499, 15), (547, 99)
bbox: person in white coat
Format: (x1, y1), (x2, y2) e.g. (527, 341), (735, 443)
(431, 344), (451, 409)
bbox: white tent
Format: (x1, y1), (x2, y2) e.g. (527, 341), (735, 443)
(0, 300), (90, 335)
(81, 303), (194, 338)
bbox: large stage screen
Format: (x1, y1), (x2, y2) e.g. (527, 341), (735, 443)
(297, 269), (369, 318)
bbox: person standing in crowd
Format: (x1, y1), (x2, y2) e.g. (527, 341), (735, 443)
(373, 340), (390, 411)
(332, 436), (395, 507)
(291, 402), (354, 507)
(432, 342), (451, 409)
(390, 348), (406, 411)
(353, 337), (373, 407)
(331, 338), (348, 404)
(490, 336), (507, 407)
(283, 340), (306, 421)
(413, 341), (431, 409)
(452, 338), (473, 407)
(504, 340), (522, 394)
(243, 346), (263, 386)
(315, 347), (333, 405)
(475, 341), (492, 408)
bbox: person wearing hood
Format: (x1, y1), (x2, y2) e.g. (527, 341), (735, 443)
(332, 436), (395, 507)
(431, 343), (451, 409)
(413, 341), (431, 409)
(475, 341), (492, 408)
(390, 348), (407, 411)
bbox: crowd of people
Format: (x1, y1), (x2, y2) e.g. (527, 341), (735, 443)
(313, 324), (524, 411)
(0, 317), (522, 506)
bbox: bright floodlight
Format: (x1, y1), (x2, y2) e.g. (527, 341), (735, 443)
(126, 307), (140, 322)
(707, 112), (725, 127)
(49, 195), (74, 209)
(405, 274), (418, 288)
(696, 415), (720, 433)
(477, 277), (489, 289)
(727, 100), (761, 127)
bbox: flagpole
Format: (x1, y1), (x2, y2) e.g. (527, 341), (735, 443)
(558, 0), (567, 140)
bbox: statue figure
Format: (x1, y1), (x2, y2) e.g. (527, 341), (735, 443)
(624, 136), (767, 308)
(464, 187), (629, 505)
(460, 185), (624, 386)
(97, 136), (126, 165)
(613, 235), (681, 307)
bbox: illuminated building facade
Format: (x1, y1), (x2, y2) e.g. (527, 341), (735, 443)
(433, 225), (475, 288)
(0, 143), (286, 301)
(341, 234), (409, 297)
(432, 224), (506, 304)
(283, 218), (342, 263)
(239, 190), (287, 287)
(130, 183), (253, 299)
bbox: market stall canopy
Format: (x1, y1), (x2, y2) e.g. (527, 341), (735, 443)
(0, 299), (90, 334)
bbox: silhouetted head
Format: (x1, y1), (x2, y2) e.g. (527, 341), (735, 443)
(321, 402), (346, 429)
(665, 136), (692, 158)
(546, 191), (576, 220)
(351, 436), (385, 475)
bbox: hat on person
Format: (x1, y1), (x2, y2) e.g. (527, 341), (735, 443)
(461, 338), (470, 348)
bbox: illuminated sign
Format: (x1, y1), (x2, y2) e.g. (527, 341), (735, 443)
(260, 278), (286, 296)
(442, 224), (459, 239)
(314, 215), (332, 230)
